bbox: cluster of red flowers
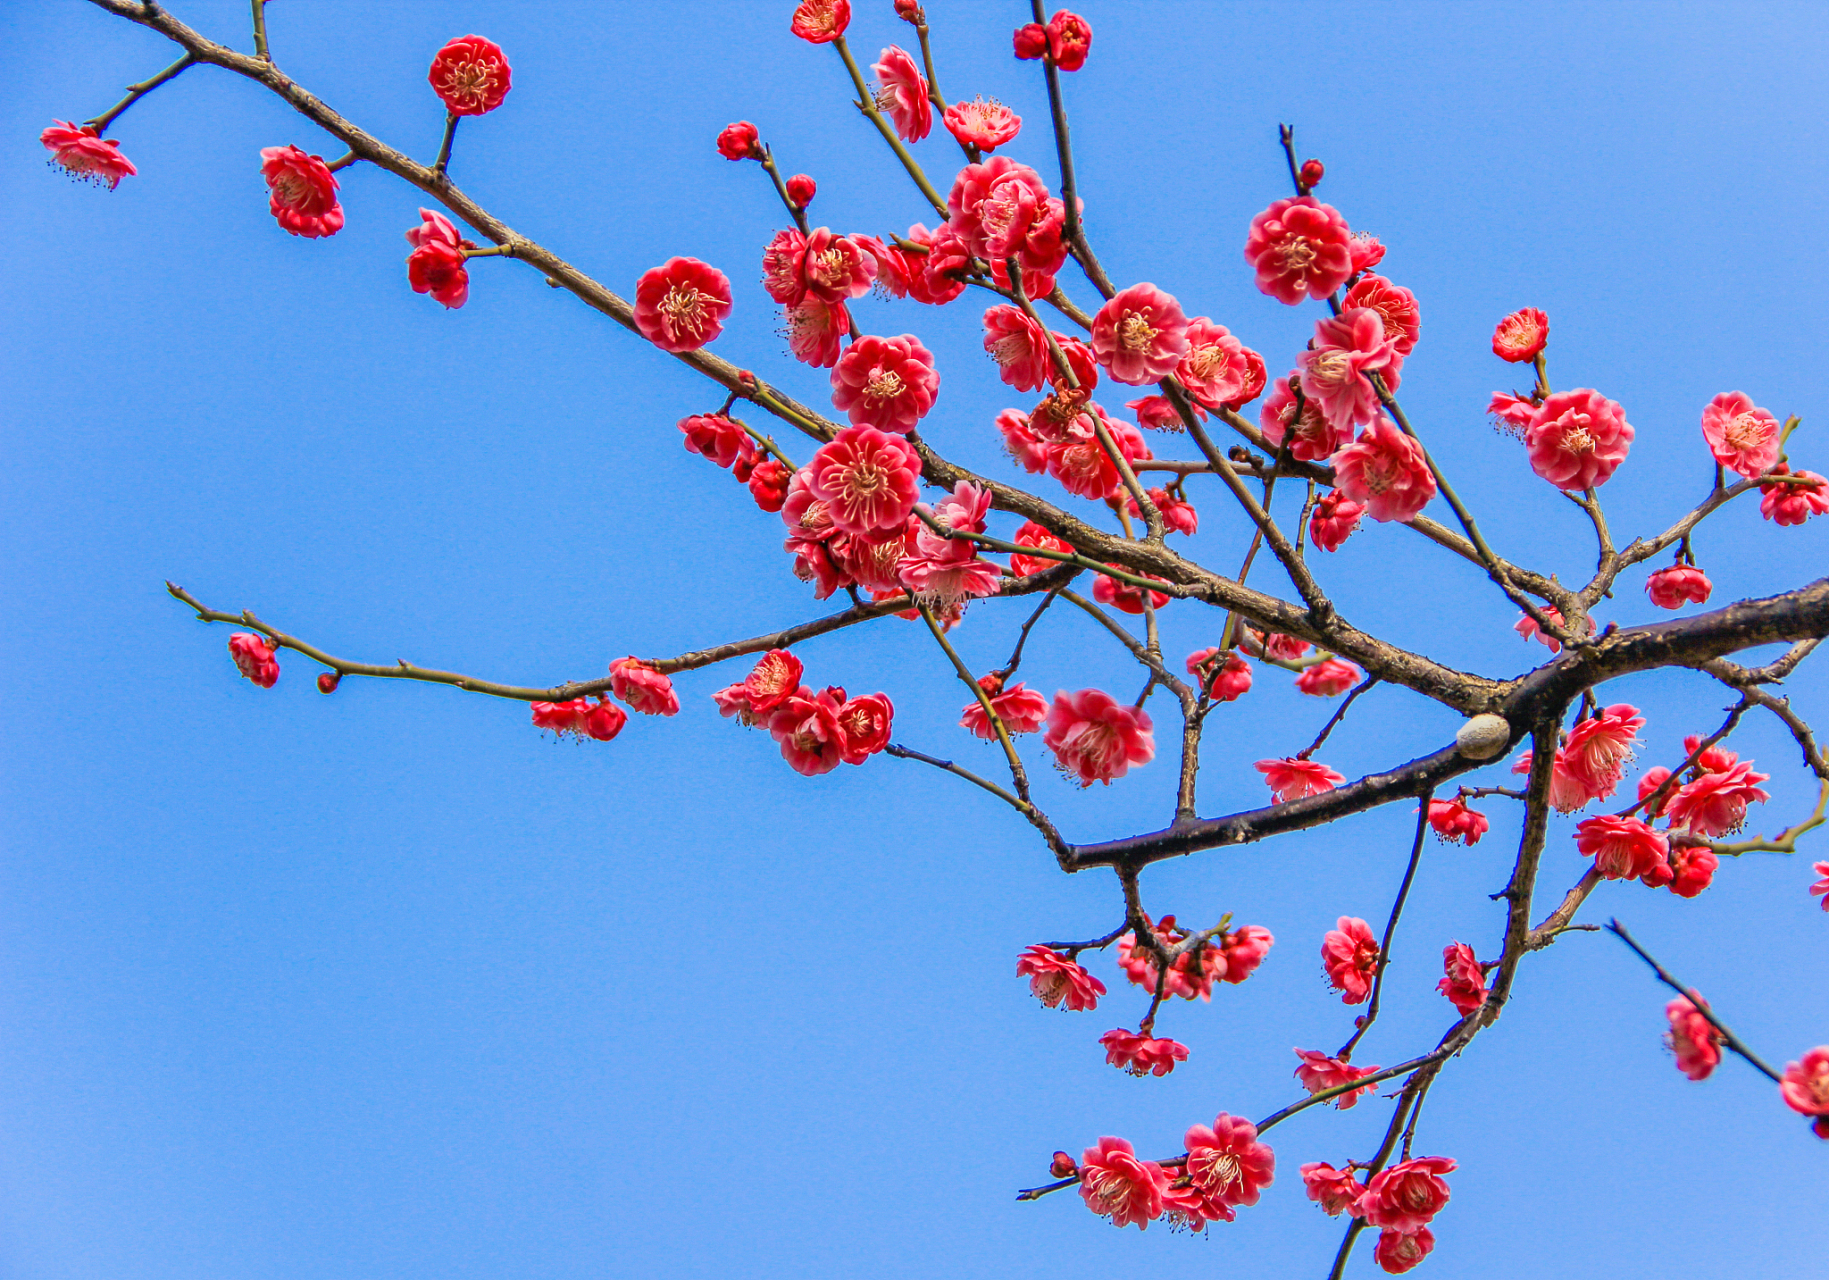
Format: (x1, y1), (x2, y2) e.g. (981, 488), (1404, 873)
(1300, 1154), (1457, 1272)
(526, 657), (683, 745)
(711, 648), (892, 776)
(1070, 1112), (1275, 1234)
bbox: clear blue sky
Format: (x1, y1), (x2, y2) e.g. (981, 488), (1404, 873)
(4, 3), (1827, 1277)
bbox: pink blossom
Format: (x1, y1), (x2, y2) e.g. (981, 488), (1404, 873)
(872, 46), (931, 142)
(1117, 916), (1217, 1001)
(1296, 657), (1363, 697)
(1666, 994), (1722, 1081)
(783, 296), (848, 368)
(1699, 391), (1782, 478)
(1525, 388), (1634, 490)
(1574, 815), (1669, 881)
(428, 35), (511, 116)
(904, 223), (969, 305)
(1012, 23), (1048, 60)
(1780, 1047), (1829, 1115)
(961, 679), (1051, 739)
(1129, 488), (1197, 535)
(997, 409), (1049, 473)
(800, 228), (877, 302)
(1257, 757), (1345, 802)
(1509, 747), (1594, 815)
(1125, 395), (1201, 431)
(790, 0), (850, 43)
(1491, 308), (1548, 362)
(1008, 519), (1072, 576)
(1092, 569), (1171, 616)
(1294, 1050), (1379, 1109)
(787, 173), (816, 210)
(1244, 196), (1355, 304)
(1811, 860), (1829, 911)
(747, 459), (792, 512)
(1187, 649), (1252, 702)
(1645, 564), (1713, 610)
(1016, 945), (1106, 1010)
(634, 257), (732, 353)
(1044, 412), (1151, 502)
(1359, 1156), (1455, 1232)
(1374, 1226), (1436, 1275)
(1100, 1029), (1189, 1077)
(716, 121), (760, 161)
(1513, 605), (1585, 653)
(1637, 766), (1675, 818)
(835, 693), (894, 764)
(767, 687), (848, 775)
(679, 414), (748, 468)
(1343, 275), (1420, 357)
(1077, 1136), (1168, 1229)
(1183, 1113), (1275, 1212)
(1332, 417), (1437, 523)
(1299, 308), (1401, 433)
(258, 145), (343, 238)
(1090, 283), (1189, 385)
(1665, 761), (1771, 836)
(743, 649), (805, 713)
(946, 155), (1058, 268)
(943, 97), (1021, 151)
(1437, 942), (1488, 1015)
(831, 334), (940, 433)
(1489, 391), (1537, 437)
(1348, 232), (1386, 275)
(1302, 1162), (1366, 1216)
(850, 234), (908, 298)
(1427, 798), (1488, 845)
(40, 121), (136, 188)
(228, 633), (279, 688)
(897, 512), (1002, 606)
(762, 228), (810, 304)
(1309, 491), (1365, 552)
(807, 426), (922, 537)
(1681, 732), (1740, 774)
(1558, 704), (1644, 801)
(1045, 689), (1155, 786)
(1175, 319), (1258, 406)
(1043, 335), (1099, 403)
(1220, 925), (1274, 984)
(1665, 845), (1718, 898)
(405, 208), (470, 308)
(1322, 916), (1380, 1004)
(1243, 628), (1313, 663)
(840, 525), (916, 594)
(531, 696), (625, 742)
(1759, 468), (1829, 525)
(609, 657), (679, 716)
(982, 305), (1052, 392)
(711, 684), (762, 726)
(1046, 10), (1094, 71)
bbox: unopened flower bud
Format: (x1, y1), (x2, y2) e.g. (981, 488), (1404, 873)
(716, 120), (761, 162)
(1012, 22), (1048, 59)
(1455, 713), (1512, 760)
(1299, 158), (1324, 189)
(1814, 1116), (1829, 1141)
(1049, 1150), (1077, 1178)
(317, 671), (341, 694)
(785, 173), (816, 209)
(894, 0), (925, 23)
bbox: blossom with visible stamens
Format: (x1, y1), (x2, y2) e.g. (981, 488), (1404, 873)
(1294, 1050), (1379, 1109)
(831, 334), (939, 432)
(835, 693), (893, 764)
(790, 0), (850, 43)
(997, 410), (1049, 474)
(1427, 798), (1487, 845)
(1348, 232), (1385, 275)
(807, 426), (922, 537)
(531, 695), (625, 742)
(1700, 391), (1782, 478)
(1077, 1136), (1168, 1229)
(800, 228), (876, 302)
(1100, 1029), (1188, 1077)
(228, 633), (279, 687)
(1489, 391), (1536, 438)
(943, 96), (1021, 151)
(1244, 195), (1355, 304)
(634, 257), (732, 353)
(1045, 689), (1155, 786)
(1181, 1113), (1274, 1222)
(783, 296), (848, 368)
(1125, 394), (1203, 431)
(1044, 412), (1152, 502)
(872, 46), (931, 141)
(1258, 757), (1344, 802)
(1302, 1163), (1366, 1215)
(946, 155), (1059, 268)
(40, 121), (136, 188)
(1322, 917), (1380, 1004)
(1261, 375), (1344, 461)
(962, 678), (1051, 739)
(1558, 704), (1644, 800)
(1666, 761), (1771, 836)
(427, 35), (512, 116)
(743, 649), (804, 713)
(1343, 275), (1420, 356)
(1046, 10), (1094, 70)
(767, 687), (848, 775)
(1015, 945), (1106, 1010)
(1300, 308), (1401, 434)
(1090, 283), (1189, 385)
(259, 145), (343, 238)
(1646, 564), (1713, 610)
(1374, 1227), (1436, 1275)
(1332, 416), (1436, 522)
(1309, 490), (1365, 552)
(1492, 307), (1548, 362)
(1780, 1047), (1829, 1116)
(762, 228), (810, 305)
(1525, 388), (1633, 490)
(982, 305), (1052, 392)
(609, 657), (679, 716)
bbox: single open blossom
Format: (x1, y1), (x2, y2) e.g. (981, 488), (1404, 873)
(1243, 628), (1313, 663)
(1646, 563), (1713, 610)
(1090, 283), (1189, 385)
(1294, 1050), (1380, 1109)
(943, 97), (1021, 151)
(743, 649), (804, 713)
(428, 35), (511, 116)
(1513, 605), (1584, 653)
(1182, 1114), (1274, 1215)
(1296, 657), (1363, 697)
(962, 679), (1051, 739)
(40, 121), (137, 188)
(807, 426), (921, 537)
(1637, 766), (1675, 817)
(531, 696), (626, 742)
(783, 296), (848, 368)
(1699, 391), (1782, 479)
(1043, 413), (1152, 502)
(1258, 757), (1345, 802)
(609, 657), (679, 716)
(1008, 519), (1072, 575)
(1427, 798), (1488, 845)
(1665, 761), (1771, 836)
(1042, 335), (1099, 404)
(1759, 467), (1829, 525)
(1489, 391), (1537, 438)
(947, 155), (1061, 268)
(1666, 994), (1722, 1081)
(1309, 490), (1365, 552)
(1492, 307), (1548, 362)
(1360, 1156), (1455, 1233)
(898, 491), (1002, 604)
(1302, 1163), (1366, 1216)
(1343, 275), (1420, 357)
(790, 0), (850, 43)
(1811, 861), (1829, 911)
(1299, 308), (1401, 433)
(835, 693), (893, 764)
(1374, 1226), (1436, 1275)
(1510, 747), (1595, 814)
(1322, 917), (1380, 1004)
(1575, 815), (1669, 880)
(228, 633), (279, 687)
(1244, 196), (1355, 304)
(982, 305), (1052, 391)
(405, 208), (470, 308)
(1558, 704), (1644, 800)
(679, 414), (748, 469)
(831, 334), (939, 432)
(1332, 416), (1436, 522)
(872, 47), (931, 142)
(1664, 845), (1718, 898)
(1016, 945), (1106, 1010)
(1437, 942), (1488, 1015)
(1681, 732), (1740, 775)
(1046, 10), (1093, 69)
(1525, 388), (1633, 490)
(767, 687), (848, 775)
(1780, 1047), (1829, 1116)
(800, 229), (876, 302)
(1220, 925), (1275, 984)
(1092, 569), (1172, 615)
(762, 228), (810, 305)
(634, 257), (732, 352)
(1100, 1029), (1189, 1077)
(717, 120), (760, 160)
(1128, 488), (1198, 535)
(1045, 689), (1155, 786)
(1348, 232), (1385, 274)
(897, 222), (968, 305)
(1171, 319), (1251, 406)
(258, 145), (343, 238)
(1077, 1136), (1168, 1229)
(1187, 649), (1252, 702)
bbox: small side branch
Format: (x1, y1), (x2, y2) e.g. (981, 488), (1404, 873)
(1605, 919), (1782, 1082)
(84, 52), (197, 132)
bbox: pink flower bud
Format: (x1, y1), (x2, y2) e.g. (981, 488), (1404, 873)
(1046, 11), (1093, 71)
(317, 671), (341, 694)
(1050, 1151), (1077, 1178)
(785, 173), (816, 208)
(1299, 158), (1324, 188)
(894, 0), (925, 23)
(716, 120), (760, 161)
(1012, 22), (1048, 59)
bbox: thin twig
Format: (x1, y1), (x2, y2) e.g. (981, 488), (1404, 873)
(1605, 919), (1782, 1082)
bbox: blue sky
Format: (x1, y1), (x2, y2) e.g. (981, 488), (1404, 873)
(4, 2), (1827, 1277)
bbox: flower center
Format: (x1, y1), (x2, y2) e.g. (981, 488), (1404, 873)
(1186, 343), (1229, 380)
(989, 332), (1030, 368)
(1561, 416), (1595, 455)
(1191, 1150), (1243, 1196)
(865, 368), (906, 400)
(443, 63), (497, 109)
(1118, 311), (1158, 353)
(843, 461), (886, 498)
(660, 284), (710, 338)
(1279, 237), (1318, 273)
(1724, 412), (1769, 451)
(1081, 1169), (1130, 1217)
(273, 171), (309, 203)
(1309, 349), (1353, 386)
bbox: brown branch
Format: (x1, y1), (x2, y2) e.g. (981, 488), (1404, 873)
(1605, 919), (1782, 1082)
(1337, 791), (1433, 1060)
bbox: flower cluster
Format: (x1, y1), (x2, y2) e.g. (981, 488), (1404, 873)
(712, 649), (892, 775)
